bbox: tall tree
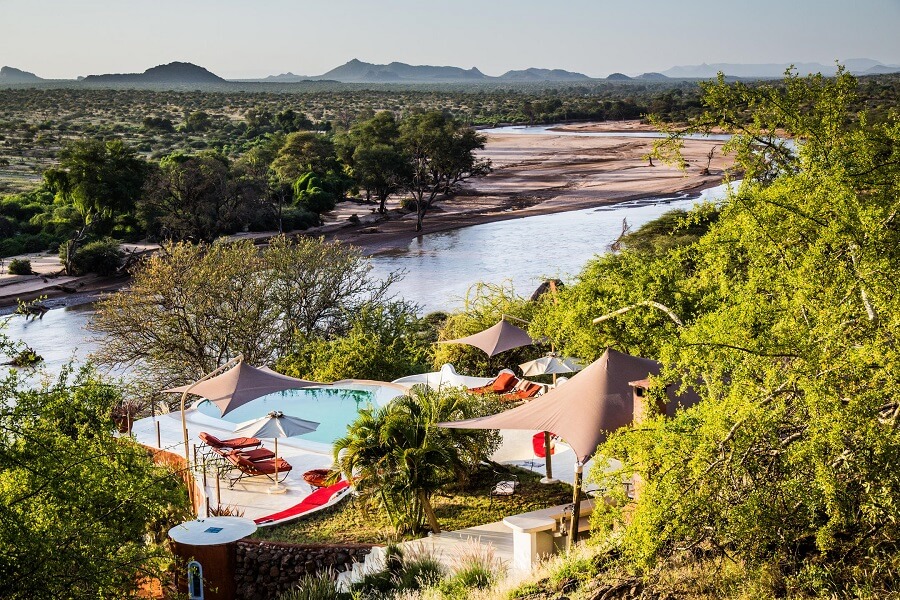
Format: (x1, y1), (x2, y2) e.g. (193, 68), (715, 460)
(399, 112), (490, 231)
(43, 139), (146, 273)
(338, 111), (411, 213)
(90, 236), (400, 394)
(139, 152), (261, 242)
(532, 69), (900, 595)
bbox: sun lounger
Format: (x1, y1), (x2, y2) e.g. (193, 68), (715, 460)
(226, 453), (293, 487)
(499, 381), (543, 402)
(468, 372), (519, 395)
(199, 431), (262, 451)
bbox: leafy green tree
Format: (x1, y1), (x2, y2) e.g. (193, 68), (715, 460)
(277, 302), (431, 382)
(533, 69), (900, 596)
(271, 131), (340, 182)
(399, 111), (490, 231)
(43, 139), (145, 273)
(90, 236), (401, 395)
(139, 151), (261, 241)
(0, 365), (190, 599)
(338, 111), (411, 214)
(333, 387), (501, 534)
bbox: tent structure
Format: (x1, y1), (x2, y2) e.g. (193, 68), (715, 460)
(443, 349), (661, 463)
(438, 318), (535, 358)
(165, 356), (325, 502)
(439, 348), (695, 548)
(165, 361), (323, 416)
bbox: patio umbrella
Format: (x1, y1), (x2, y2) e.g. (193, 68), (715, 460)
(517, 354), (584, 483)
(233, 410), (319, 494)
(439, 348), (695, 549)
(518, 354), (583, 377)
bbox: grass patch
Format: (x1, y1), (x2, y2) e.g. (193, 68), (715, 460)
(252, 464), (572, 545)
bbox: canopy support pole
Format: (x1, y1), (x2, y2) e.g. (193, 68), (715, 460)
(567, 461), (584, 552)
(180, 354), (244, 509)
(540, 431), (558, 484)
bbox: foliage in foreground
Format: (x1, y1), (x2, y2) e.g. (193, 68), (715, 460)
(0, 364), (191, 599)
(524, 68), (900, 597)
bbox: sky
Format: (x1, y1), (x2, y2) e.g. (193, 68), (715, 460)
(1, 0), (899, 79)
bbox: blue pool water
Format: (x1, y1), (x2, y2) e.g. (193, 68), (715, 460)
(194, 384), (403, 444)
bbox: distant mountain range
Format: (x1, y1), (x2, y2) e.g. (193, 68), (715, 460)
(661, 59), (900, 79)
(2, 58), (899, 87)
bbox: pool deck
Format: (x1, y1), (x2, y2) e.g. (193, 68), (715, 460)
(131, 410), (336, 521)
(131, 408), (611, 528)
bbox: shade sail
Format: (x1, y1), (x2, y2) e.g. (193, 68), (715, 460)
(164, 362), (323, 416)
(519, 355), (583, 377)
(440, 348), (680, 463)
(438, 319), (534, 357)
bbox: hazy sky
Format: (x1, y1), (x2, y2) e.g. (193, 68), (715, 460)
(2, 0), (898, 78)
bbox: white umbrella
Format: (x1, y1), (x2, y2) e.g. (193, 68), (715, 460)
(234, 411), (319, 494)
(519, 354), (583, 377)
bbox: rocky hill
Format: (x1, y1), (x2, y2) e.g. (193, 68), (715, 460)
(82, 61), (226, 84)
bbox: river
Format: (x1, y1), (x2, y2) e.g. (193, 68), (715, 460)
(2, 181), (734, 375)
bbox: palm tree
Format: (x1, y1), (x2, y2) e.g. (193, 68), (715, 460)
(333, 386), (501, 534)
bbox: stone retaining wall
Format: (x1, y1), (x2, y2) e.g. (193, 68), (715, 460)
(235, 539), (373, 599)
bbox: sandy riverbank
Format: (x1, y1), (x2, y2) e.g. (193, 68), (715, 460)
(0, 121), (731, 310)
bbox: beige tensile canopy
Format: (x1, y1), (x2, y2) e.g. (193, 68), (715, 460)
(440, 348), (664, 463)
(165, 362), (324, 416)
(439, 348), (695, 549)
(438, 318), (535, 358)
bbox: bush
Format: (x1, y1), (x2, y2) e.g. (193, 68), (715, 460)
(60, 238), (123, 276)
(7, 258), (32, 275)
(276, 571), (341, 600)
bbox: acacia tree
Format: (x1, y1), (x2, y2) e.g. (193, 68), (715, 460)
(338, 111), (411, 213)
(90, 236), (401, 395)
(0, 365), (190, 598)
(532, 69), (900, 595)
(399, 111), (490, 231)
(43, 139), (146, 273)
(139, 152), (262, 242)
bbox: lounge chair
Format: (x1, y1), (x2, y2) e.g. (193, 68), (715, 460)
(468, 372), (519, 395)
(226, 453), (293, 487)
(209, 446), (274, 462)
(199, 431), (262, 451)
(499, 381), (543, 402)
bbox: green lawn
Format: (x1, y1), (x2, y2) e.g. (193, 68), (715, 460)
(251, 464), (573, 545)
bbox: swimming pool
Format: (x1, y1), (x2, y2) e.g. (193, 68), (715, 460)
(193, 382), (404, 446)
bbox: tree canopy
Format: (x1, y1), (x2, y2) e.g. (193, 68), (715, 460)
(526, 69), (900, 596)
(0, 364), (190, 598)
(90, 236), (401, 396)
